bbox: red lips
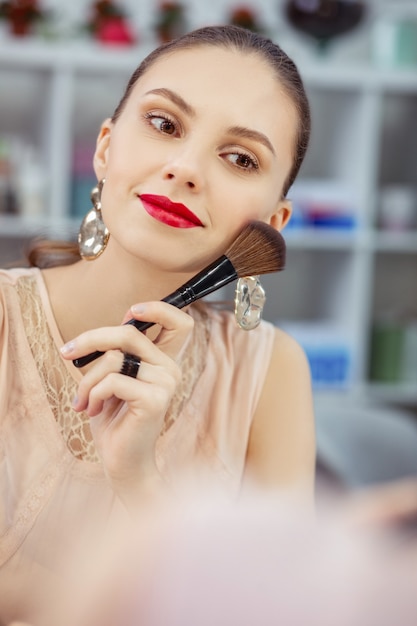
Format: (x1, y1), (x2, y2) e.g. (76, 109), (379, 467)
(140, 194), (203, 228)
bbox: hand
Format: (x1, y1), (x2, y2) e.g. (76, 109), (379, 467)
(60, 302), (194, 501)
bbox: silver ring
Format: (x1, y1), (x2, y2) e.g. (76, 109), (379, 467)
(120, 353), (141, 379)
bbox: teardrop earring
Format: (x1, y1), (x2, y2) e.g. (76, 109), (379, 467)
(78, 179), (110, 260)
(234, 275), (266, 330)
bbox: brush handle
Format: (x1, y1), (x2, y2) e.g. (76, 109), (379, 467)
(72, 255), (236, 368)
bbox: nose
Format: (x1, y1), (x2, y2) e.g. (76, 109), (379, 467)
(160, 143), (205, 192)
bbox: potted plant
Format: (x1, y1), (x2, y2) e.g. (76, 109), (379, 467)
(0, 0), (47, 37)
(86, 0), (136, 46)
(229, 5), (263, 33)
(154, 2), (187, 43)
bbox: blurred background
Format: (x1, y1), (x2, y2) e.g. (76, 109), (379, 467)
(0, 0), (416, 490)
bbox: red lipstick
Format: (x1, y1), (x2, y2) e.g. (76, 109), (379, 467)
(140, 194), (203, 228)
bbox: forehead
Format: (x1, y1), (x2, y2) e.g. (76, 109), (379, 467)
(138, 46), (285, 104)
(138, 44), (289, 107)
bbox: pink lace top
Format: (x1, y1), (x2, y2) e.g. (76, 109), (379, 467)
(0, 266), (275, 624)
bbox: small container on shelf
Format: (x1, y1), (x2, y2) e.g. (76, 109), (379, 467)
(70, 142), (96, 219)
(0, 136), (18, 215)
(369, 319), (404, 383)
(286, 178), (359, 232)
(371, 6), (417, 68)
(378, 185), (417, 232)
(14, 143), (47, 217)
(402, 321), (417, 385)
(0, 135), (48, 217)
(278, 320), (355, 390)
(369, 315), (417, 385)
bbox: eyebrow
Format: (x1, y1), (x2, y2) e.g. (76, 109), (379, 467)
(226, 125), (276, 157)
(144, 88), (195, 117)
(144, 87), (276, 156)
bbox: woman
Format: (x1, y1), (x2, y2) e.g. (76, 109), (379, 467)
(0, 25), (315, 624)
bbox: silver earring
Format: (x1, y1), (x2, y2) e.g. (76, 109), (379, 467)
(234, 275), (266, 331)
(78, 178), (109, 260)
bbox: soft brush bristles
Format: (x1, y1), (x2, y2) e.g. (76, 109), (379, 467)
(225, 221), (286, 277)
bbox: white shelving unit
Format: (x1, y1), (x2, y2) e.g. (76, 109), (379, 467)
(0, 37), (416, 408)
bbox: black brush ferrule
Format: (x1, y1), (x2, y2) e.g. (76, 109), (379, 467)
(163, 255), (237, 307)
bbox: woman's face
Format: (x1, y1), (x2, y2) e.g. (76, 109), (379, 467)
(94, 45), (297, 274)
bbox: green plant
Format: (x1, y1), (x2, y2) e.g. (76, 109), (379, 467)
(154, 2), (187, 42)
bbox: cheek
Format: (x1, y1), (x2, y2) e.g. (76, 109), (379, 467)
(107, 135), (139, 173)
(236, 184), (281, 221)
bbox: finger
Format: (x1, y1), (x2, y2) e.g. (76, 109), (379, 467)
(61, 323), (177, 367)
(85, 367), (177, 418)
(61, 303), (193, 364)
(74, 349), (181, 413)
(128, 301), (194, 359)
(72, 349), (121, 411)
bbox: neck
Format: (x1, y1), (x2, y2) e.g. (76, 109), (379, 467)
(42, 246), (197, 344)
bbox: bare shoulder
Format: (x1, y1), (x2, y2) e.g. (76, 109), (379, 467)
(258, 326), (313, 404)
(270, 325), (311, 369)
(243, 326), (316, 503)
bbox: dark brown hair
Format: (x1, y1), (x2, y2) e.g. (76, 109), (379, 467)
(28, 25), (310, 269)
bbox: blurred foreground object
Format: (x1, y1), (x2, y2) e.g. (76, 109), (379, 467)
(80, 490), (417, 626)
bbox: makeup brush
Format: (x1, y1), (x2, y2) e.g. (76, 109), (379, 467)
(73, 221), (286, 368)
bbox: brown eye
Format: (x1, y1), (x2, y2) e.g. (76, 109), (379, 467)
(225, 151), (259, 171)
(146, 113), (179, 136)
(158, 118), (176, 135)
(235, 154), (254, 169)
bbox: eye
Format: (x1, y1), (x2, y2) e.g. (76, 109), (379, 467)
(144, 112), (180, 137)
(223, 151), (259, 172)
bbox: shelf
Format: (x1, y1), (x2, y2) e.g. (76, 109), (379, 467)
(373, 231), (417, 253)
(366, 382), (417, 406)
(0, 37), (156, 73)
(1, 37), (417, 91)
(314, 383), (417, 407)
(285, 229), (367, 251)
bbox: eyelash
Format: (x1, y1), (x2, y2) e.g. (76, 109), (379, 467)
(144, 111), (180, 136)
(143, 111), (260, 173)
(224, 151), (259, 172)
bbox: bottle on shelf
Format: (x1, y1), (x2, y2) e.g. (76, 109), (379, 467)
(15, 143), (48, 218)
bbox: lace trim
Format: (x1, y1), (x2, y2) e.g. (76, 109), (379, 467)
(15, 274), (210, 462)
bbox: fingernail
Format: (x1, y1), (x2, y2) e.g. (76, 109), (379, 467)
(72, 395), (79, 408)
(60, 341), (75, 355)
(131, 304), (145, 315)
